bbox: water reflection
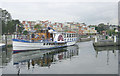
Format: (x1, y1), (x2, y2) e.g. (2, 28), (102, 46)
(0, 47), (12, 67)
(13, 45), (79, 71)
(94, 46), (118, 65)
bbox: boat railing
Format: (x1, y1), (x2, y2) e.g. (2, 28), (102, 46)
(12, 34), (55, 43)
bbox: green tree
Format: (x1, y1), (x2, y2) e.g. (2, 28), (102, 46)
(23, 30), (29, 35)
(34, 24), (42, 30)
(96, 23), (109, 34)
(2, 19), (23, 34)
(13, 20), (24, 34)
(106, 29), (115, 36)
(2, 20), (6, 34)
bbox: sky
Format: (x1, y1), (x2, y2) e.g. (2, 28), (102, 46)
(1, 0), (120, 25)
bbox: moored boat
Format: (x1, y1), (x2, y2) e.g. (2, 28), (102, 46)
(13, 28), (78, 53)
(0, 43), (6, 48)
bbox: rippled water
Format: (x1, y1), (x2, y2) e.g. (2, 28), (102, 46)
(0, 41), (118, 74)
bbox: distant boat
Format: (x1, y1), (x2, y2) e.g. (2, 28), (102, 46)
(0, 43), (5, 48)
(12, 28), (78, 53)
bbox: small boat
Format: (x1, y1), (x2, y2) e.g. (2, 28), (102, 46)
(13, 28), (78, 53)
(0, 43), (6, 48)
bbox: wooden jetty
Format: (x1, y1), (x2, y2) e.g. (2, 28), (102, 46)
(93, 35), (120, 47)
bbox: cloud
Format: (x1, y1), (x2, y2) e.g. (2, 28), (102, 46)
(1, 2), (118, 25)
(1, 0), (119, 2)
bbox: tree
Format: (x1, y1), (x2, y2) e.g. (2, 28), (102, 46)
(96, 23), (109, 34)
(106, 29), (115, 36)
(23, 30), (29, 35)
(2, 19), (23, 34)
(34, 24), (42, 30)
(2, 20), (6, 34)
(7, 21), (14, 34)
(13, 20), (24, 34)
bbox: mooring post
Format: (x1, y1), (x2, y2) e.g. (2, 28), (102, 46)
(95, 36), (97, 42)
(2, 35), (5, 43)
(29, 34), (32, 42)
(15, 34), (17, 39)
(2, 35), (3, 43)
(12, 34), (14, 39)
(5, 35), (7, 47)
(114, 36), (116, 43)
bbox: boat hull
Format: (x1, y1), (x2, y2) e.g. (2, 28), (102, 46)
(13, 40), (76, 53)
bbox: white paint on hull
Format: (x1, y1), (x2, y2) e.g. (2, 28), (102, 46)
(13, 41), (57, 51)
(0, 43), (5, 46)
(13, 41), (76, 51)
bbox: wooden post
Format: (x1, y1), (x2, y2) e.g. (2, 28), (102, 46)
(12, 34), (13, 39)
(114, 36), (116, 43)
(2, 35), (3, 43)
(5, 35), (7, 47)
(30, 34), (31, 42)
(95, 36), (97, 42)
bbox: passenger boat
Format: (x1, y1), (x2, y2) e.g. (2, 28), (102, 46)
(12, 28), (78, 53)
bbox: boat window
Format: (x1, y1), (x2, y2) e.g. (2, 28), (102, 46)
(50, 33), (53, 37)
(64, 34), (66, 38)
(70, 34), (71, 37)
(43, 43), (45, 45)
(67, 34), (69, 37)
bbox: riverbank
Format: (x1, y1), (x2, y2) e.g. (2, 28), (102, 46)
(77, 35), (95, 42)
(93, 35), (119, 47)
(93, 40), (120, 47)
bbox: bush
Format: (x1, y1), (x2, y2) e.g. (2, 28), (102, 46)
(23, 30), (29, 35)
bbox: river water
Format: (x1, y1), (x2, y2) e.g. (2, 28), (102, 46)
(0, 41), (118, 74)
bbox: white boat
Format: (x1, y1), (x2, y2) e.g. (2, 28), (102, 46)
(0, 43), (5, 48)
(13, 29), (77, 53)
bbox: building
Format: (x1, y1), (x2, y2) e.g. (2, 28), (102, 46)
(78, 24), (97, 35)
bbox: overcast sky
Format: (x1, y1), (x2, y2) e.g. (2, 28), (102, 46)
(1, 0), (119, 25)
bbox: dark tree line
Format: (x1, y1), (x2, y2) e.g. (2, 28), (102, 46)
(89, 23), (118, 35)
(95, 23), (109, 34)
(2, 20), (24, 35)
